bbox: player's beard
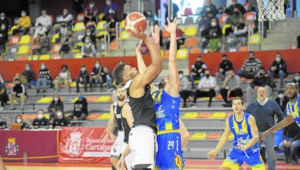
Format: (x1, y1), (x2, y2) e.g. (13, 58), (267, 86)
(288, 92), (298, 100)
(118, 96), (125, 101)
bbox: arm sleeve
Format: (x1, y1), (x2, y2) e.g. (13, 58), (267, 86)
(61, 102), (64, 112)
(83, 100), (88, 114)
(269, 61), (275, 71)
(250, 78), (256, 88)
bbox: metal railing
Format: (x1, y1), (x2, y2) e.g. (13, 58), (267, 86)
(294, 11), (299, 48)
(284, 22), (289, 49)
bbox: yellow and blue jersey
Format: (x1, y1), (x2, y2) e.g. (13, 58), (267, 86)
(152, 89), (185, 170)
(286, 95), (300, 128)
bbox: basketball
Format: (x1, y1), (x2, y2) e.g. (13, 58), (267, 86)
(124, 12), (147, 33)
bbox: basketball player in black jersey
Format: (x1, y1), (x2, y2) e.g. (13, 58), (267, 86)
(103, 85), (127, 169)
(113, 25), (162, 170)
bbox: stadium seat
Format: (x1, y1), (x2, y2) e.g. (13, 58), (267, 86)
(22, 114), (31, 120)
(206, 133), (221, 139)
(185, 37), (198, 47)
(110, 40), (119, 50)
(197, 112), (212, 118)
(120, 30), (131, 40)
(49, 44), (62, 53)
(97, 31), (110, 41)
(163, 50), (169, 59)
(290, 44), (297, 49)
(219, 14), (229, 25)
(51, 54), (62, 60)
(18, 35), (31, 44)
(249, 34), (262, 44)
(183, 8), (193, 16)
(185, 26), (197, 37)
(96, 21), (107, 30)
(178, 27), (185, 32)
(96, 96), (112, 102)
(210, 112), (227, 119)
(222, 24), (231, 35)
(86, 113), (101, 120)
(51, 33), (59, 43)
(98, 13), (105, 20)
(76, 13), (85, 22)
(39, 54), (50, 60)
(86, 96), (99, 102)
(98, 113), (111, 120)
(160, 50), (164, 58)
(71, 97), (79, 103)
(120, 20), (125, 29)
(28, 55), (38, 61)
(37, 97), (53, 103)
(191, 132), (206, 140)
(72, 22), (85, 31)
(16, 56), (27, 61)
(245, 12), (255, 24)
(176, 48), (188, 59)
(182, 112), (198, 119)
(29, 114), (38, 120)
(184, 17), (194, 25)
(16, 45), (29, 55)
(29, 44), (40, 54)
(7, 35), (20, 45)
(190, 48), (201, 54)
(44, 114), (50, 119)
(8, 25), (18, 35)
(6, 83), (14, 88)
(239, 46), (249, 51)
(74, 53), (83, 59)
(162, 30), (170, 38)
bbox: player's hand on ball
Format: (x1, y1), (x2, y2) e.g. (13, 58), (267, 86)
(117, 156), (126, 170)
(150, 25), (160, 45)
(128, 27), (148, 40)
(207, 150), (218, 160)
(164, 17), (178, 34)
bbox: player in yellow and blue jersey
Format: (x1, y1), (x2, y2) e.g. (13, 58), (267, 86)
(262, 83), (300, 139)
(135, 18), (190, 170)
(208, 97), (266, 170)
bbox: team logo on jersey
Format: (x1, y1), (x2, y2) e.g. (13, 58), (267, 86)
(174, 155), (183, 169)
(156, 105), (165, 118)
(65, 132), (85, 157)
(5, 138), (19, 156)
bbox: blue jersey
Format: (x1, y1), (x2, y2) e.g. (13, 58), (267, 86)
(228, 112), (259, 154)
(152, 89), (181, 131)
(286, 95), (300, 128)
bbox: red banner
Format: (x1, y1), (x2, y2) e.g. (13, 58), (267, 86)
(59, 127), (113, 164)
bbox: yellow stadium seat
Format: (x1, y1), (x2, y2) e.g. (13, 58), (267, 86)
(96, 96), (112, 102)
(160, 50), (164, 58)
(191, 132), (207, 140)
(228, 133), (234, 140)
(69, 82), (77, 87)
(194, 80), (200, 84)
(16, 45), (29, 55)
(98, 113), (111, 120)
(51, 33), (59, 43)
(96, 21), (107, 30)
(18, 35), (31, 44)
(249, 34), (262, 44)
(185, 26), (197, 37)
(72, 97), (79, 103)
(176, 48), (188, 59)
(120, 20), (125, 29)
(39, 54), (50, 60)
(37, 97), (53, 103)
(97, 31), (109, 41)
(28, 55), (38, 61)
(120, 30), (131, 40)
(210, 112), (227, 119)
(182, 112), (198, 119)
(44, 114), (50, 119)
(7, 100), (17, 104)
(65, 113), (72, 118)
(74, 53), (83, 59)
(98, 13), (105, 20)
(72, 22), (85, 31)
(222, 24), (231, 35)
(8, 25), (18, 35)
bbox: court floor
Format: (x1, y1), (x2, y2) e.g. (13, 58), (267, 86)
(4, 160), (300, 170)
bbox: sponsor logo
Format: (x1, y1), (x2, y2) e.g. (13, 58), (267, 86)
(5, 138), (19, 156)
(65, 132), (85, 157)
(175, 155), (183, 168)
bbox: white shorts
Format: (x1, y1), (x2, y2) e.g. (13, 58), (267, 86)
(129, 125), (157, 169)
(111, 131), (126, 158)
(122, 144), (134, 170)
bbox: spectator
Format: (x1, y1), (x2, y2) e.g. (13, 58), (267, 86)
(0, 23), (8, 52)
(13, 11), (31, 35)
(225, 7), (244, 36)
(0, 81), (8, 110)
(208, 32), (222, 52)
(48, 94), (64, 120)
(275, 91), (289, 112)
(72, 0), (84, 17)
(122, 0), (136, 19)
(0, 13), (9, 33)
(76, 65), (89, 92)
(36, 63), (52, 93)
(215, 54), (233, 87)
(72, 92), (88, 120)
(245, 87), (284, 170)
(35, 10), (52, 31)
(220, 69), (243, 107)
(293, 72), (300, 89)
(105, 7), (119, 42)
(179, 70), (190, 108)
(90, 61), (105, 91)
(57, 9), (73, 27)
(164, 2), (179, 23)
(237, 51), (262, 79)
(198, 12), (215, 29)
(246, 67), (272, 106)
(201, 18), (222, 49)
(268, 53), (287, 88)
(201, 0), (218, 17)
(13, 115), (28, 129)
(0, 115), (7, 129)
(50, 109), (71, 129)
(29, 109), (50, 129)
(225, 0), (246, 15)
(13, 64), (36, 87)
(190, 70), (216, 107)
(229, 17), (248, 47)
(59, 31), (74, 55)
(34, 23), (47, 38)
(84, 1), (98, 25)
(248, 0), (259, 18)
(166, 28), (186, 50)
(103, 66), (114, 92)
(57, 21), (69, 40)
(190, 56), (207, 89)
(33, 31), (51, 55)
(54, 65), (71, 92)
(81, 36), (96, 58)
(81, 28), (96, 47)
(85, 19), (96, 33)
(278, 122), (300, 164)
(10, 79), (27, 110)
(104, 0), (117, 15)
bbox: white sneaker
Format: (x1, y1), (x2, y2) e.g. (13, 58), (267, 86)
(0, 107), (3, 110)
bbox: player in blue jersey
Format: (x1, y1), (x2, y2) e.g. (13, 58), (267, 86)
(262, 83), (300, 139)
(208, 97), (266, 170)
(136, 18), (190, 170)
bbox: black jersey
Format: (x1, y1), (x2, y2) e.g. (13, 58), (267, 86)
(123, 80), (157, 133)
(113, 102), (123, 131)
(121, 105), (131, 144)
(32, 117), (50, 128)
(52, 117), (71, 128)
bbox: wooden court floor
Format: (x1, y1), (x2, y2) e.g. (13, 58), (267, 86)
(4, 160), (300, 170)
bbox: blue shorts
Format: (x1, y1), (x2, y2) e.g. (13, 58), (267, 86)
(222, 148), (265, 170)
(155, 132), (185, 170)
